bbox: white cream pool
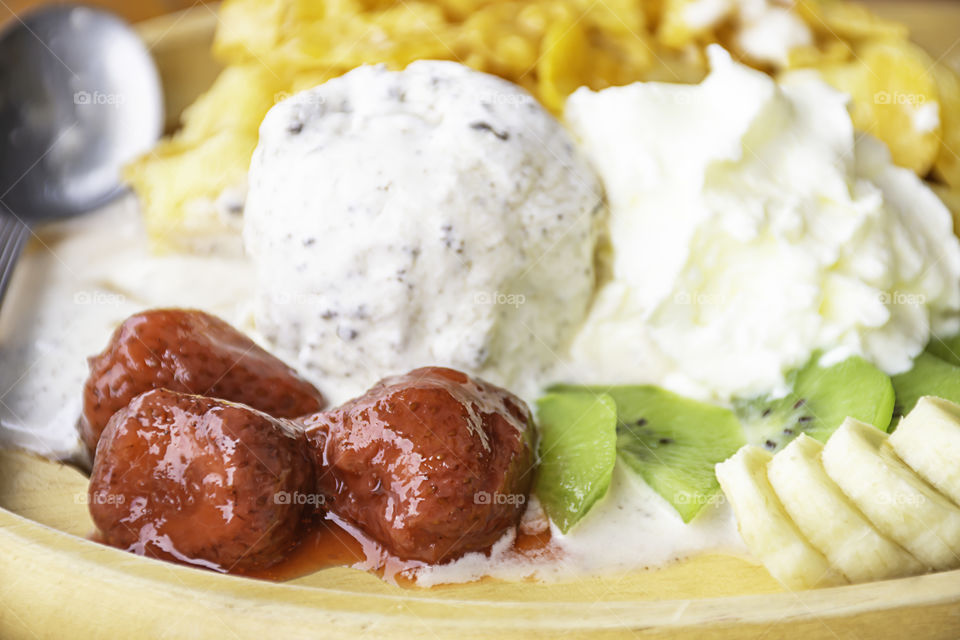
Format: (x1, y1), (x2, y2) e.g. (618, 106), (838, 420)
(0, 200), (255, 459)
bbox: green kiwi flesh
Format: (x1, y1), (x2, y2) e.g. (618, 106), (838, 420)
(733, 355), (894, 451)
(535, 392), (618, 533)
(551, 385), (745, 523)
(891, 351), (960, 420)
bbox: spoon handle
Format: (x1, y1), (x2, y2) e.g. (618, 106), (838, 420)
(0, 212), (29, 307)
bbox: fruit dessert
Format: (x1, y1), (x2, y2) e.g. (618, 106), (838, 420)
(539, 385), (745, 528)
(537, 353), (881, 528)
(529, 330), (960, 584)
(301, 366), (535, 564)
(4, 0), (960, 595)
(80, 308), (326, 460)
(891, 397), (960, 504)
(717, 397), (960, 588)
(82, 313), (535, 574)
(75, 299), (960, 589)
(88, 389), (316, 572)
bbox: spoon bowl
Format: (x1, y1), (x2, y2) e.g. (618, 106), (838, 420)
(0, 4), (162, 299)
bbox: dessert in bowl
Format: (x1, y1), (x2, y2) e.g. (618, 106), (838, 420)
(4, 0), (960, 601)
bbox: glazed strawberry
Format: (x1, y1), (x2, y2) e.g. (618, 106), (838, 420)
(80, 308), (325, 458)
(303, 367), (535, 564)
(89, 389), (317, 573)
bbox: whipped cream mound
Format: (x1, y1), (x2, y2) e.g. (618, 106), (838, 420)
(245, 61), (604, 403)
(564, 46), (960, 401)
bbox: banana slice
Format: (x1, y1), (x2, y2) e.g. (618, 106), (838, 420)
(890, 396), (960, 505)
(768, 434), (926, 582)
(716, 446), (847, 589)
(822, 418), (960, 570)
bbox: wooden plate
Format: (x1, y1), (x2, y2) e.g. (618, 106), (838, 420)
(3, 4), (960, 638)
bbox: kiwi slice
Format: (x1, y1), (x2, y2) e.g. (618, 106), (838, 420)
(611, 387), (745, 523)
(891, 352), (960, 419)
(552, 385), (746, 523)
(535, 392), (618, 533)
(733, 355), (895, 452)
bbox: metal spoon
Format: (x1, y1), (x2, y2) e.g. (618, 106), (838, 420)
(0, 4), (163, 303)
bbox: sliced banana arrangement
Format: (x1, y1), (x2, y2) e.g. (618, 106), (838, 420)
(718, 395), (960, 589)
(890, 396), (960, 505)
(768, 434), (923, 583)
(823, 418), (960, 570)
(715, 446), (847, 589)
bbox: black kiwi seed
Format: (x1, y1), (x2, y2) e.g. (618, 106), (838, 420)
(761, 408), (772, 418)
(793, 399), (807, 409)
(636, 418), (648, 427)
(764, 440), (777, 450)
(798, 416), (813, 423)
(783, 428), (795, 435)
(658, 437), (673, 445)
